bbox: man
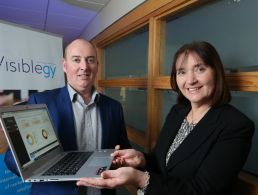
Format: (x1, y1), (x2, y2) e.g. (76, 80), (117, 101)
(4, 39), (131, 195)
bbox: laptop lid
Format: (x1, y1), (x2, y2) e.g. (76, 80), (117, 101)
(0, 104), (65, 179)
(0, 104), (114, 182)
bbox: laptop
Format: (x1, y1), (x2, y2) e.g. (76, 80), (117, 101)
(0, 104), (114, 182)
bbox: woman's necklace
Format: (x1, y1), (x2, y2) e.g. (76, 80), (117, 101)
(190, 110), (196, 125)
(189, 107), (211, 125)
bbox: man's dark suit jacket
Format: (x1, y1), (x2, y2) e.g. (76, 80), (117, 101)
(145, 104), (254, 195)
(5, 86), (131, 195)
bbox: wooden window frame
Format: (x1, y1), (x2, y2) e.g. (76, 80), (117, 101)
(91, 0), (258, 194)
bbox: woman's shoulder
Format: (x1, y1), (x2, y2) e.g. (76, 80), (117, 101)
(170, 104), (190, 113)
(213, 104), (255, 139)
(164, 104), (190, 121)
(216, 104), (249, 119)
(215, 104), (254, 127)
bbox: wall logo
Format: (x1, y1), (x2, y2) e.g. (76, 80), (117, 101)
(0, 56), (56, 79)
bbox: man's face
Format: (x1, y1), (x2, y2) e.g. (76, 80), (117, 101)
(63, 39), (98, 94)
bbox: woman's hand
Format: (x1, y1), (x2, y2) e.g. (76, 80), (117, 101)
(76, 167), (148, 189)
(112, 146), (146, 168)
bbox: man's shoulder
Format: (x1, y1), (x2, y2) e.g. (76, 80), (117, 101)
(98, 93), (121, 106)
(29, 87), (68, 104)
(32, 86), (66, 98)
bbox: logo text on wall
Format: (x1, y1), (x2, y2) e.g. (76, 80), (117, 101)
(0, 56), (56, 79)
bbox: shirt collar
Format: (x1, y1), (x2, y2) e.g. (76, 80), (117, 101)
(67, 84), (99, 105)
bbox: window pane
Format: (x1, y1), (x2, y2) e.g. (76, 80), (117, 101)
(162, 0), (258, 75)
(161, 90), (177, 127)
(230, 91), (258, 175)
(105, 28), (148, 79)
(105, 88), (147, 132)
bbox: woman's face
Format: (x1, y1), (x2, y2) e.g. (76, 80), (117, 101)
(175, 52), (215, 107)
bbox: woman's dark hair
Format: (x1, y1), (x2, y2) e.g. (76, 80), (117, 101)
(170, 41), (231, 106)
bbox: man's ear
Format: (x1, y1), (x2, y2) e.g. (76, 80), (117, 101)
(62, 58), (66, 72)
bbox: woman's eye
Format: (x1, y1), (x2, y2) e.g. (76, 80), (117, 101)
(176, 69), (185, 75)
(195, 65), (206, 73)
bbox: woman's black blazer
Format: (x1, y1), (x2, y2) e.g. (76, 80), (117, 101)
(145, 104), (254, 195)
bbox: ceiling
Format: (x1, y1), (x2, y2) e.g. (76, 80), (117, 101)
(0, 0), (111, 46)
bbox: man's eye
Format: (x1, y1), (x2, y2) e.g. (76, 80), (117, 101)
(73, 58), (80, 63)
(87, 57), (96, 64)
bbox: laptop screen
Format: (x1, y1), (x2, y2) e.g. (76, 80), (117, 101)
(2, 107), (59, 169)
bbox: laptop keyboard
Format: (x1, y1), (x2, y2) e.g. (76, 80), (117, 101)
(43, 152), (93, 176)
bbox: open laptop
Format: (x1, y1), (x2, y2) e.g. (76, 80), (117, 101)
(0, 104), (114, 182)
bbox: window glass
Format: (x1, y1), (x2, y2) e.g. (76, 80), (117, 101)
(230, 91), (258, 175)
(161, 90), (177, 127)
(162, 0), (258, 75)
(105, 28), (148, 79)
(105, 88), (147, 132)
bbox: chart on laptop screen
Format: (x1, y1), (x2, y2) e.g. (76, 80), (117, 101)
(2, 108), (59, 167)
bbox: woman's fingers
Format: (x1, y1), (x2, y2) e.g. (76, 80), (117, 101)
(114, 145), (120, 150)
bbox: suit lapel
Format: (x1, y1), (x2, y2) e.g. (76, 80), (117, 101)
(166, 106), (221, 170)
(155, 106), (190, 172)
(97, 95), (110, 148)
(57, 86), (77, 150)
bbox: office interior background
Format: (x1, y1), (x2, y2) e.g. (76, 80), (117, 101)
(1, 0), (258, 194)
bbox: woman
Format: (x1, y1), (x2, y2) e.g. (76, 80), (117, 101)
(77, 41), (254, 195)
